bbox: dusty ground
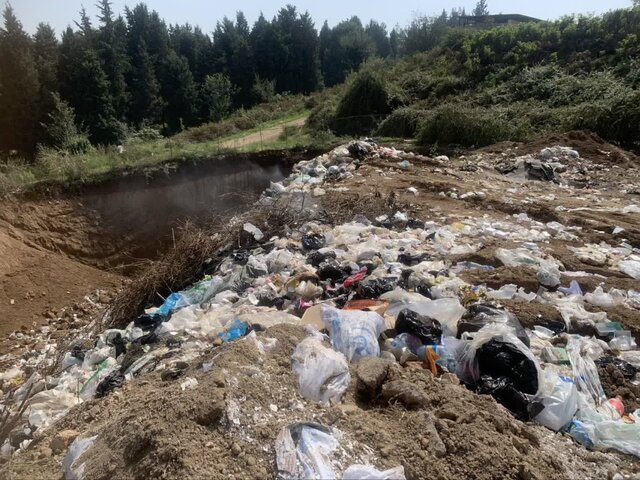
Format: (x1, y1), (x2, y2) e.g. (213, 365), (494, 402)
(1, 132), (640, 478)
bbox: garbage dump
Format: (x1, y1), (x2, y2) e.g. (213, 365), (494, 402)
(1, 137), (640, 478)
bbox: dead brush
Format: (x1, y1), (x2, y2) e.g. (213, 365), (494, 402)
(107, 195), (316, 328)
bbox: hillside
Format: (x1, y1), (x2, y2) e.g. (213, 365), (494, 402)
(309, 7), (640, 152)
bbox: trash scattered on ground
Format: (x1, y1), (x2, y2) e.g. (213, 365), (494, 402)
(2, 137), (640, 478)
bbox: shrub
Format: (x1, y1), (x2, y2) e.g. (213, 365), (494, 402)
(330, 70), (391, 135)
(416, 104), (516, 147)
(375, 108), (423, 138)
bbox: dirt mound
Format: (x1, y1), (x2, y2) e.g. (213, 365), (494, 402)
(479, 130), (639, 167)
(4, 325), (635, 480)
(0, 229), (122, 337)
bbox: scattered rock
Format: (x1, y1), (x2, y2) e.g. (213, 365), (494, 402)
(50, 430), (80, 454)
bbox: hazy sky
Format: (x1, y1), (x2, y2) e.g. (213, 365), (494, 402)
(7, 0), (634, 34)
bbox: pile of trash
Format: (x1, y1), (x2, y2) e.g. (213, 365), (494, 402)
(2, 140), (640, 477)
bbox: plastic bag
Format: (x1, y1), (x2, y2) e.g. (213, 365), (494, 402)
(567, 335), (607, 407)
(457, 304), (529, 347)
(291, 337), (350, 404)
(275, 423), (338, 479)
(157, 276), (225, 316)
(534, 370), (578, 431)
(218, 318), (250, 342)
(382, 290), (465, 337)
(321, 306), (387, 362)
(63, 435), (97, 480)
(395, 309), (441, 345)
(584, 287), (614, 308)
(343, 465), (406, 480)
(456, 324), (542, 420)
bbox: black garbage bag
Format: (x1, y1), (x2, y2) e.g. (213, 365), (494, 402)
(475, 338), (539, 420)
(70, 345), (86, 361)
(134, 313), (164, 330)
(357, 278), (396, 299)
(407, 218), (426, 229)
(476, 375), (531, 421)
(307, 250), (336, 267)
(110, 333), (127, 358)
(397, 252), (430, 266)
(458, 304), (530, 347)
(595, 356), (638, 379)
(133, 331), (158, 346)
(396, 309), (442, 345)
(302, 234), (325, 251)
(231, 249), (250, 265)
(416, 284), (433, 299)
(317, 260), (346, 282)
(95, 370), (125, 398)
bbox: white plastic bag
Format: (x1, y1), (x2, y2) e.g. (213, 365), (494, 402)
(291, 337), (350, 404)
(343, 465), (406, 480)
(63, 435), (97, 480)
(584, 287), (614, 308)
(566, 335), (607, 407)
(534, 370), (578, 431)
(275, 423), (339, 480)
(321, 306), (386, 362)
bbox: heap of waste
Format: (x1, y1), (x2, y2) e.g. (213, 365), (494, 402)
(2, 139), (640, 476)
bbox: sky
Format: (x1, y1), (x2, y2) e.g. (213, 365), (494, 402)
(7, 0), (634, 35)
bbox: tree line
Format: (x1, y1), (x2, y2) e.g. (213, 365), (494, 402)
(0, 1), (497, 158)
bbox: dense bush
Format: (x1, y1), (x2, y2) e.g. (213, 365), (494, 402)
(375, 108), (423, 138)
(416, 105), (519, 147)
(330, 70), (391, 135)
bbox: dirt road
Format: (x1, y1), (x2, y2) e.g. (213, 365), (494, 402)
(219, 116), (307, 149)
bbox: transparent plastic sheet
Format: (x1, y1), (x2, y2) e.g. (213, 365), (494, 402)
(571, 394), (640, 458)
(321, 306), (387, 362)
(291, 337), (350, 404)
(275, 423), (338, 480)
(566, 335), (607, 407)
(342, 465), (406, 480)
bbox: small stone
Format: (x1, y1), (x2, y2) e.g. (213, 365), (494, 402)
(50, 430), (80, 454)
(246, 456), (256, 467)
(440, 373), (460, 385)
(513, 437), (530, 454)
(38, 447), (53, 459)
(231, 443), (242, 455)
(205, 441), (214, 448)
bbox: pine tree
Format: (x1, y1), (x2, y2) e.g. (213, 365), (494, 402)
(0, 6), (40, 156)
(321, 17), (374, 86)
(40, 92), (90, 154)
(250, 13), (284, 86)
(58, 26), (123, 145)
(129, 40), (164, 126)
(274, 6), (322, 94)
(366, 21), (391, 57)
(160, 50), (197, 133)
(33, 23), (59, 143)
(97, 1), (130, 121)
(199, 73), (235, 122)
(389, 29), (399, 58)
(473, 0), (490, 16)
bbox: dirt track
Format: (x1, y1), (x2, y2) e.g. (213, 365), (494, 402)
(218, 116), (307, 149)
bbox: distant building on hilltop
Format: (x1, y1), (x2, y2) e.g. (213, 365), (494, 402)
(459, 14), (541, 27)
